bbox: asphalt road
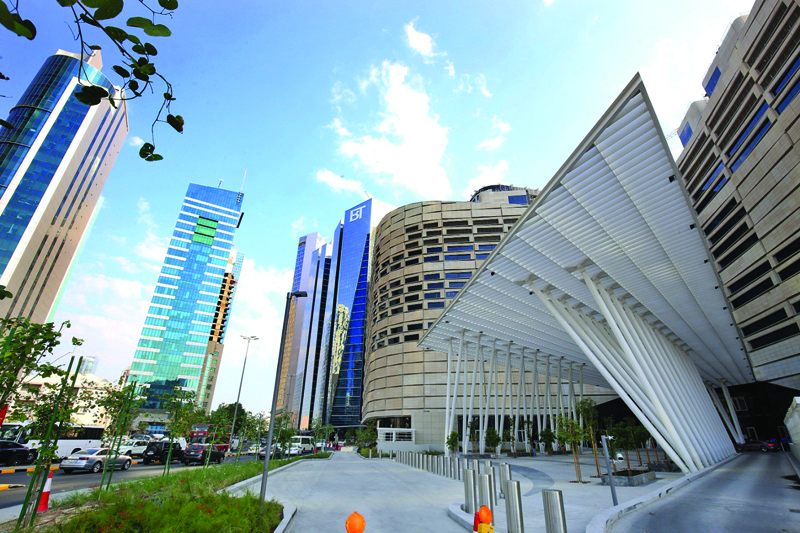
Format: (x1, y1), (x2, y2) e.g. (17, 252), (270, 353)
(0, 454), (258, 509)
(609, 452), (800, 533)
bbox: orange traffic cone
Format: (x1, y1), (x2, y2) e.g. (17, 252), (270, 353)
(37, 471), (53, 512)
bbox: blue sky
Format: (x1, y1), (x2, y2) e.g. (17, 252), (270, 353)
(1, 0), (753, 415)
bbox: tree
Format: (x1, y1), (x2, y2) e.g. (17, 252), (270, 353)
(157, 387), (195, 473)
(0, 0), (183, 160)
(311, 417), (333, 453)
(576, 398), (601, 477)
(556, 415), (586, 483)
(484, 427), (501, 456)
(610, 422), (634, 473)
(539, 428), (556, 454)
(0, 318), (81, 413)
(446, 431), (460, 456)
(467, 419), (480, 456)
(355, 420), (377, 449)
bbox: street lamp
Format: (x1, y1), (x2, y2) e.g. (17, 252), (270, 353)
(229, 335), (258, 462)
(260, 290), (307, 508)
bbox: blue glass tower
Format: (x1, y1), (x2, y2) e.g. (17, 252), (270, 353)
(129, 184), (244, 409)
(0, 50), (128, 322)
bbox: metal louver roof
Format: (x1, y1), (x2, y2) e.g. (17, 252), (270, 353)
(420, 74), (753, 388)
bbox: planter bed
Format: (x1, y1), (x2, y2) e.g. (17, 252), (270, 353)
(600, 469), (657, 487)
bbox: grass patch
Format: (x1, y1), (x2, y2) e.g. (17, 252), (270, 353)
(33, 453), (331, 532)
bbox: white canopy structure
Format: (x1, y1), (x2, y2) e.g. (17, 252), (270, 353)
(420, 75), (753, 473)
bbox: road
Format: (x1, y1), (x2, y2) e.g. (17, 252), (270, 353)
(0, 454), (258, 509)
(609, 452), (800, 533)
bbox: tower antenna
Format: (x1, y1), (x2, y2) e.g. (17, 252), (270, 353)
(240, 168), (247, 193)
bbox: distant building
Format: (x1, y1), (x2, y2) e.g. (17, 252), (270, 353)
(676, 0), (800, 391)
(78, 356), (97, 375)
(128, 183), (245, 411)
(8, 372), (114, 427)
(0, 50), (128, 322)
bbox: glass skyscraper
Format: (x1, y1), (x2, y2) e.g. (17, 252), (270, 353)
(129, 183), (245, 409)
(0, 50), (128, 322)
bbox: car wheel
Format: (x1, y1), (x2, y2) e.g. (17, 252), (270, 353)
(761, 446), (768, 452)
(143, 458), (151, 465)
(125, 451), (132, 457)
(217, 456), (223, 464)
(91, 461), (102, 473)
(121, 459), (131, 470)
(25, 451), (36, 464)
(62, 469), (73, 474)
(5, 456), (21, 467)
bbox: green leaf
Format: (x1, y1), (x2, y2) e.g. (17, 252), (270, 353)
(144, 42), (158, 56)
(158, 0), (178, 10)
(88, 44), (102, 50)
(138, 63), (155, 75)
(78, 13), (102, 28)
(137, 57), (148, 66)
(127, 16), (152, 29)
(145, 154), (164, 161)
(0, 5), (36, 40)
(126, 33), (141, 44)
(82, 0), (109, 7)
(167, 114), (184, 133)
(131, 43), (145, 54)
(74, 85), (109, 106)
(144, 23), (171, 37)
(139, 142), (154, 158)
(0, 119), (14, 131)
(128, 79), (140, 92)
(163, 92), (174, 101)
(132, 68), (149, 82)
(112, 65), (130, 77)
(95, 0), (123, 21)
(57, 0), (79, 5)
(104, 25), (128, 42)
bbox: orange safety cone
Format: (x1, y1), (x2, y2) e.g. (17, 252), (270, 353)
(37, 471), (53, 512)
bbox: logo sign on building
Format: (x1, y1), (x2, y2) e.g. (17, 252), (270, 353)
(349, 205), (365, 222)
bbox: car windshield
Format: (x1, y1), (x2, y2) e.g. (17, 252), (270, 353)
(187, 444), (206, 451)
(0, 425), (23, 441)
(85, 448), (101, 455)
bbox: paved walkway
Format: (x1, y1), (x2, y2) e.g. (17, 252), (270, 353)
(234, 452), (464, 533)
(609, 452), (799, 533)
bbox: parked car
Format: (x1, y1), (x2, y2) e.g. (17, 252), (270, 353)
(119, 439), (150, 457)
(737, 439), (779, 452)
(61, 448), (131, 474)
(182, 444), (224, 465)
(141, 441), (183, 464)
(0, 440), (36, 466)
(315, 441), (326, 451)
(288, 436), (313, 456)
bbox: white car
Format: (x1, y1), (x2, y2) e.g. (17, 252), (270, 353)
(288, 436), (313, 456)
(119, 439), (150, 457)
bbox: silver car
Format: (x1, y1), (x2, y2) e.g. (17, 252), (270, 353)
(60, 448), (132, 474)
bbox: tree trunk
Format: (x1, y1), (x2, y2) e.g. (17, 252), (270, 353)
(570, 426), (582, 482)
(644, 445), (651, 465)
(624, 449), (631, 473)
(590, 426), (601, 477)
(652, 438), (660, 463)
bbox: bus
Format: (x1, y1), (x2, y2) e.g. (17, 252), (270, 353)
(189, 424), (230, 452)
(0, 421), (105, 460)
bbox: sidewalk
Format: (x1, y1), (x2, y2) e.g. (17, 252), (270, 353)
(443, 451), (684, 533)
(230, 451), (465, 532)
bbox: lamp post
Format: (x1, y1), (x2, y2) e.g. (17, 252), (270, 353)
(260, 290), (307, 509)
(229, 335), (258, 461)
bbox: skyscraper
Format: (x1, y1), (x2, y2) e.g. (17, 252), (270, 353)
(0, 50), (128, 322)
(676, 0), (800, 391)
(128, 183), (245, 410)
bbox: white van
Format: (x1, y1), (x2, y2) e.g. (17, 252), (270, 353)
(288, 435), (313, 456)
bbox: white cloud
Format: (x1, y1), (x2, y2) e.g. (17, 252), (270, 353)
(445, 61), (455, 78)
(338, 61), (451, 199)
(331, 81), (356, 104)
(591, 15), (599, 25)
(477, 136), (505, 151)
(133, 197), (167, 263)
(128, 136), (144, 147)
(476, 74), (492, 98)
(492, 115), (511, 134)
(405, 21), (435, 58)
(111, 256), (140, 273)
(316, 168), (364, 195)
(292, 216), (306, 236)
(328, 117), (350, 137)
(462, 160), (510, 199)
(543, 0), (556, 6)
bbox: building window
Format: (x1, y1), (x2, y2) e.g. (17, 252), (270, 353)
(445, 272), (472, 279)
(444, 254), (471, 261)
(732, 396), (747, 411)
(428, 302), (445, 309)
(424, 256), (440, 262)
(424, 273), (440, 280)
(445, 291), (459, 298)
(424, 292), (441, 299)
(447, 245), (472, 251)
(449, 282), (466, 288)
(427, 282), (444, 289)
(476, 253), (490, 260)
(426, 247), (443, 253)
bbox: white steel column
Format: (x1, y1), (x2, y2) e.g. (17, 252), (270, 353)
(498, 346), (512, 454)
(477, 344), (486, 454)
(705, 383), (737, 442)
(532, 353), (541, 441)
(491, 341), (499, 439)
(530, 283), (691, 473)
(544, 355), (552, 432)
(482, 341), (497, 454)
(466, 338), (481, 454)
(462, 339), (470, 452)
(556, 358), (563, 444)
(448, 331), (465, 436)
(720, 380), (744, 444)
(444, 339), (454, 455)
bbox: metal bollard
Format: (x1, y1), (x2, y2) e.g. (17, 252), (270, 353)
(504, 480), (525, 533)
(499, 463), (511, 498)
(542, 489), (567, 533)
(471, 458), (481, 474)
(492, 465), (502, 502)
(463, 468), (477, 515)
(478, 473), (494, 515)
(370, 448), (372, 459)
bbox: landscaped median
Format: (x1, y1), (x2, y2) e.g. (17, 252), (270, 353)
(5, 452), (331, 532)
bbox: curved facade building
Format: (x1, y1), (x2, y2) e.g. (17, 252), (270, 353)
(364, 195), (532, 448)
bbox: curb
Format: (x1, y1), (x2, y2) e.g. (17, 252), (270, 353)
(584, 453), (741, 533)
(223, 452), (335, 494)
(1, 461), (144, 475)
